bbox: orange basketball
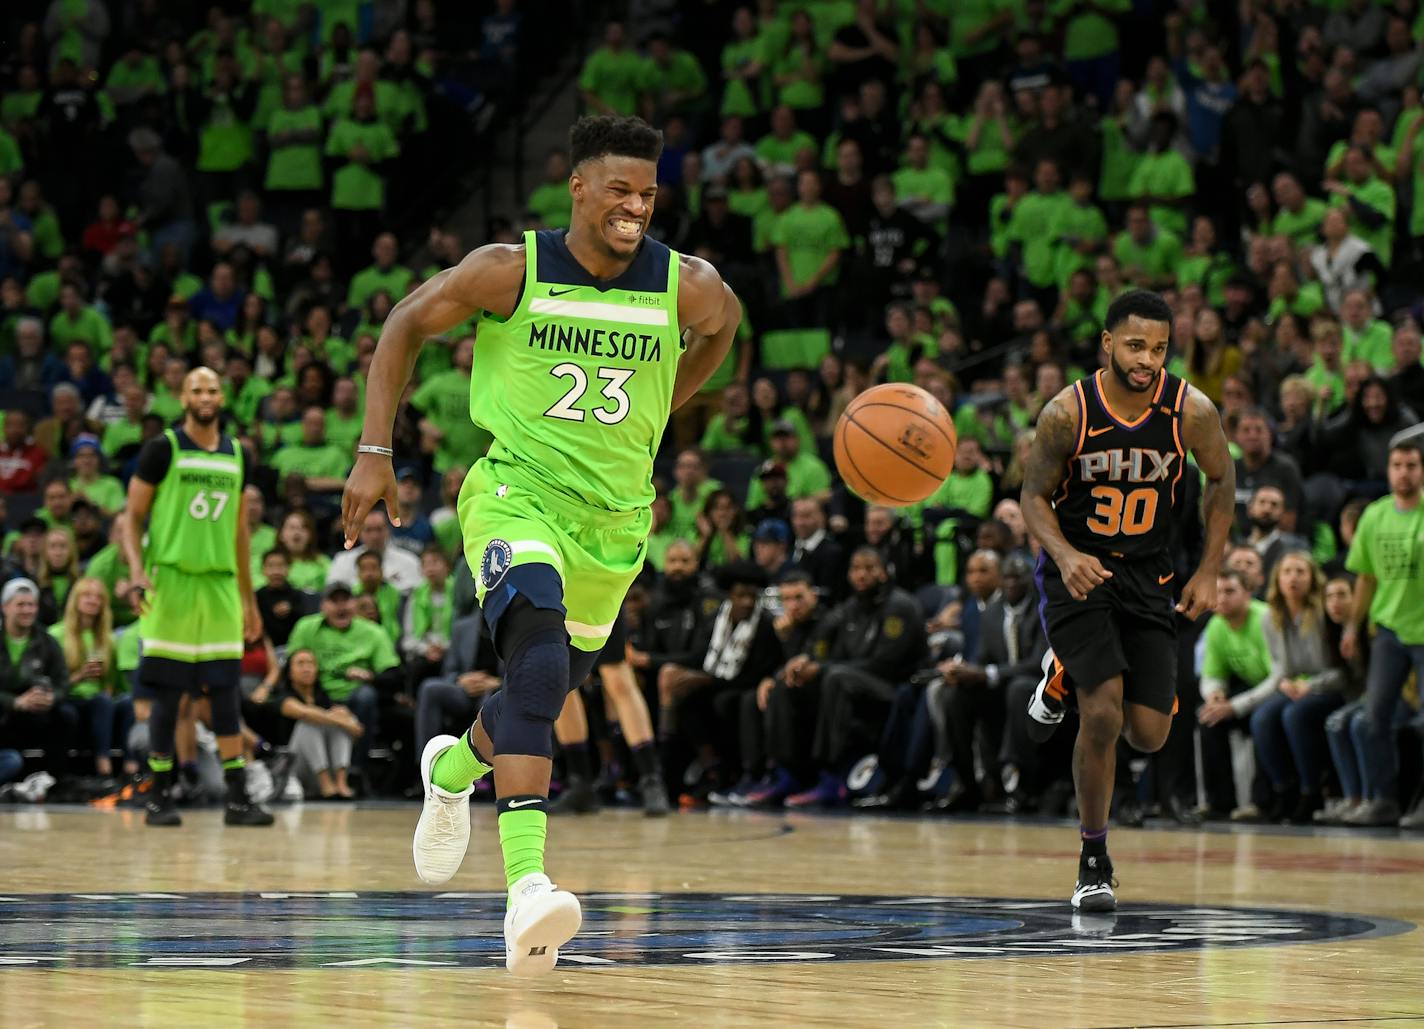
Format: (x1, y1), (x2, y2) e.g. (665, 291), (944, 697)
(833, 383), (958, 506)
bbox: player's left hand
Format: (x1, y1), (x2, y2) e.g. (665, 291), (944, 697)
(1175, 571), (1217, 621)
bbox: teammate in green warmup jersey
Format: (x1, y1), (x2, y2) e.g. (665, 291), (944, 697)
(122, 368), (272, 828)
(341, 116), (741, 977)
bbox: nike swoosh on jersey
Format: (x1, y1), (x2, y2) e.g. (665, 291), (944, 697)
(1158, 573), (1174, 585)
(1086, 425), (1114, 437)
(547, 286), (578, 297)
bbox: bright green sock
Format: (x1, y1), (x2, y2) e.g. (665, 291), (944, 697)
(497, 797), (548, 891)
(430, 731), (493, 792)
(148, 755), (174, 773)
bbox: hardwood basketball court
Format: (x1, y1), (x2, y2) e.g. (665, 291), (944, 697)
(1, 805), (1420, 1027)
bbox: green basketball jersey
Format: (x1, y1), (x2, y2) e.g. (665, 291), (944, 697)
(469, 229), (683, 514)
(145, 428), (244, 575)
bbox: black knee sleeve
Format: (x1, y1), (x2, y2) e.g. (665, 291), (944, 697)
(148, 689), (180, 757)
(491, 597), (570, 759)
(208, 683), (242, 737)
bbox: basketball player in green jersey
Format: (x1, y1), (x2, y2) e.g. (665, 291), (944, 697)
(122, 367), (273, 828)
(342, 115), (741, 976)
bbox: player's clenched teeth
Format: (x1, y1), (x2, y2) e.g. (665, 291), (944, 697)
(610, 218), (642, 236)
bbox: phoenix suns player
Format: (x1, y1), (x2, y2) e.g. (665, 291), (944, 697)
(122, 367), (272, 828)
(342, 115), (741, 976)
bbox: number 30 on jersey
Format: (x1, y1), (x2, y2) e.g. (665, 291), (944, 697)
(544, 363), (635, 425)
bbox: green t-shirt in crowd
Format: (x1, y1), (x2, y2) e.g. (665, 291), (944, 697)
(49, 306), (113, 354)
(668, 479), (721, 543)
(757, 131), (819, 170)
(1007, 190), (1074, 288)
(70, 475), (126, 515)
(412, 368), (492, 473)
(284, 611), (400, 701)
(1053, 199), (1110, 286)
(1098, 116), (1140, 202)
(923, 467), (993, 518)
(744, 451), (833, 510)
(1344, 319), (1395, 372)
(271, 442), (351, 483)
(1346, 496), (1424, 644)
(355, 580), (403, 646)
(347, 263), (414, 310)
(578, 46), (647, 115)
(1269, 198), (1328, 250)
(1330, 176), (1395, 268)
(1201, 600), (1273, 688)
(325, 410), (363, 454)
(27, 207), (64, 261)
(639, 50), (707, 110)
(719, 36), (764, 117)
(326, 117), (399, 210)
(771, 202), (849, 295)
(1126, 149), (1195, 239)
(1113, 228), (1183, 285)
(287, 555), (332, 594)
(101, 418), (145, 459)
(527, 182), (573, 229)
(1052, 0), (1128, 59)
(197, 92), (254, 173)
(701, 413), (751, 454)
(265, 105), (324, 191)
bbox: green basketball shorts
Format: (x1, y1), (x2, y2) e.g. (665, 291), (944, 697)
(458, 458), (650, 651)
(139, 565), (243, 666)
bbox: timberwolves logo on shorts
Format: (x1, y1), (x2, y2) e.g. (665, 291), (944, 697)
(0, 893), (1405, 969)
(481, 539), (514, 591)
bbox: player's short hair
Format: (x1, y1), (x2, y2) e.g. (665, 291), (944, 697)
(569, 115), (663, 167)
(1105, 290), (1173, 333)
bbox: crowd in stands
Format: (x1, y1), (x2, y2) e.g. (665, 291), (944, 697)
(1, 0), (1423, 830)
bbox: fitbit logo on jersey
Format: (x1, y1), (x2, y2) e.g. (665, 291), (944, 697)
(1077, 448), (1177, 483)
(527, 324), (663, 362)
(481, 539), (514, 590)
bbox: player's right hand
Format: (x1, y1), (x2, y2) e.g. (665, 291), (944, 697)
(129, 570), (154, 616)
(341, 452), (401, 549)
(1058, 549), (1112, 601)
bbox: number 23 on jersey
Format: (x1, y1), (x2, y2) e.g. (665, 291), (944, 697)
(544, 363), (636, 425)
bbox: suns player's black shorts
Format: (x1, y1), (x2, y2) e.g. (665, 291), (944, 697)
(591, 611), (628, 672)
(1035, 549), (1178, 715)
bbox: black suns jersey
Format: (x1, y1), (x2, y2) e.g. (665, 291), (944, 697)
(1052, 369), (1188, 560)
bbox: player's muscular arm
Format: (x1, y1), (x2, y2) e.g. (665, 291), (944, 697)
(341, 244), (524, 545)
(672, 255), (742, 412)
(1177, 386), (1236, 619)
(1020, 389), (1111, 601)
(121, 477), (155, 611)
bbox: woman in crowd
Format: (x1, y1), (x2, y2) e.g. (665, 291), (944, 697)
(696, 488), (749, 570)
(1319, 574), (1370, 825)
(37, 527), (80, 625)
(277, 509), (331, 593)
(51, 576), (133, 780)
(275, 648), (362, 800)
(1246, 551), (1349, 823)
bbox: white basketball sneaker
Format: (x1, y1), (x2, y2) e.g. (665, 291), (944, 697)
(413, 734), (473, 885)
(504, 872), (582, 977)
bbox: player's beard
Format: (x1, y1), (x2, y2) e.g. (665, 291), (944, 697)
(186, 407), (219, 426)
(1109, 351), (1157, 393)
